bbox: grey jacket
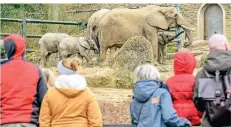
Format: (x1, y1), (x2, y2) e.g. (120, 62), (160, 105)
(193, 49), (231, 127)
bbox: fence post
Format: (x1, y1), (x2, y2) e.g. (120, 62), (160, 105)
(22, 18), (27, 38)
(175, 4), (182, 50)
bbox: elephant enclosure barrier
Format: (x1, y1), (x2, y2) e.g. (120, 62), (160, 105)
(0, 17), (87, 52)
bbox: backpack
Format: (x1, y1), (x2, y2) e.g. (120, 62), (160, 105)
(198, 69), (231, 126)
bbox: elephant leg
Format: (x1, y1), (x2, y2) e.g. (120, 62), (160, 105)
(80, 52), (89, 63)
(40, 51), (48, 67)
(158, 43), (167, 64)
(45, 53), (52, 66)
(146, 29), (159, 65)
(152, 32), (158, 60)
(157, 43), (162, 64)
(162, 44), (167, 63)
(99, 45), (108, 66)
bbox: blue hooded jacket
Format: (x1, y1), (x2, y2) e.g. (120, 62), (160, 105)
(130, 80), (191, 127)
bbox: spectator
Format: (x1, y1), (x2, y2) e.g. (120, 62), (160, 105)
(40, 67), (56, 88)
(193, 34), (231, 127)
(166, 51), (203, 126)
(1, 34), (48, 127)
(39, 58), (102, 127)
(130, 64), (192, 127)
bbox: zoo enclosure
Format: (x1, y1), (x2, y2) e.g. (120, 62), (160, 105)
(1, 4), (183, 53)
(0, 18), (87, 52)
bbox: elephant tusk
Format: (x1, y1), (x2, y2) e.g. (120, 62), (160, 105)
(180, 25), (195, 31)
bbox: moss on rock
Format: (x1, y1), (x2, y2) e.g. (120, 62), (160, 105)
(110, 36), (155, 72)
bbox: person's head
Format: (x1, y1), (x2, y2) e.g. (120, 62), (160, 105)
(174, 51), (196, 75)
(133, 64), (160, 83)
(56, 57), (82, 76)
(40, 67), (56, 88)
(208, 34), (230, 52)
(3, 34), (26, 59)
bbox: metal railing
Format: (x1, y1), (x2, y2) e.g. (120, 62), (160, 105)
(0, 18), (87, 53)
(0, 18), (85, 38)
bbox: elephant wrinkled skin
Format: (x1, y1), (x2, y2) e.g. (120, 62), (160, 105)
(87, 9), (110, 49)
(38, 33), (69, 67)
(158, 31), (184, 64)
(58, 36), (99, 63)
(97, 5), (194, 66)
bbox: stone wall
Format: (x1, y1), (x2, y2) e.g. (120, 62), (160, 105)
(223, 4), (231, 41)
(181, 4), (201, 38)
(181, 4), (231, 41)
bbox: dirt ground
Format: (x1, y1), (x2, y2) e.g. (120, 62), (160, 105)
(85, 40), (208, 124)
(44, 40), (209, 124)
(91, 88), (133, 101)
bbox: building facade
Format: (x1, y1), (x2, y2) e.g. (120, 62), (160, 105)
(181, 3), (231, 41)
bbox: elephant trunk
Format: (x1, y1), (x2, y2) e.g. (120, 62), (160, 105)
(168, 31), (184, 41)
(182, 27), (193, 47)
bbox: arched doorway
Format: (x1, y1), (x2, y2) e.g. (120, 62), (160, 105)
(197, 4), (226, 40)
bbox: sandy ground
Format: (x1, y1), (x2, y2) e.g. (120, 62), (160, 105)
(42, 40), (208, 125)
(91, 87), (133, 101)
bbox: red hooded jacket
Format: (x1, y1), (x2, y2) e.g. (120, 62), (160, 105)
(0, 34), (48, 126)
(166, 51), (203, 126)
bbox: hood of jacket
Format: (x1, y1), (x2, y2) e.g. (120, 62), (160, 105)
(204, 49), (231, 72)
(55, 74), (87, 98)
(174, 52), (196, 75)
(133, 80), (159, 102)
(3, 34), (26, 59)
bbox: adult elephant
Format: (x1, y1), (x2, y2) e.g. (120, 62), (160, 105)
(97, 5), (194, 66)
(87, 9), (111, 49)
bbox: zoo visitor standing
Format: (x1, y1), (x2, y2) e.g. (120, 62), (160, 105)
(193, 34), (231, 127)
(130, 64), (191, 127)
(39, 58), (102, 127)
(0, 34), (48, 127)
(166, 51), (203, 126)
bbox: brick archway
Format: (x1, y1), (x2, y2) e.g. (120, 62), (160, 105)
(197, 4), (226, 40)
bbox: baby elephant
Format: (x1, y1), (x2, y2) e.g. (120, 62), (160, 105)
(58, 36), (99, 63)
(158, 31), (184, 64)
(38, 33), (70, 67)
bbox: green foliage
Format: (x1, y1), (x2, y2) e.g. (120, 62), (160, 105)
(1, 4), (45, 18)
(0, 44), (6, 59)
(167, 44), (177, 53)
(25, 49), (40, 63)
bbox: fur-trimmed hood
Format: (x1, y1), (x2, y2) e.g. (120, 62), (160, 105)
(55, 74), (87, 97)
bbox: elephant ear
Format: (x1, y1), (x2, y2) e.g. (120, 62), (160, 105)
(79, 37), (90, 50)
(145, 10), (169, 30)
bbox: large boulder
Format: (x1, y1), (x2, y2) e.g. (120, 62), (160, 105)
(110, 36), (155, 72)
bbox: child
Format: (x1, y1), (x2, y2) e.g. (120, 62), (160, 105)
(166, 51), (203, 126)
